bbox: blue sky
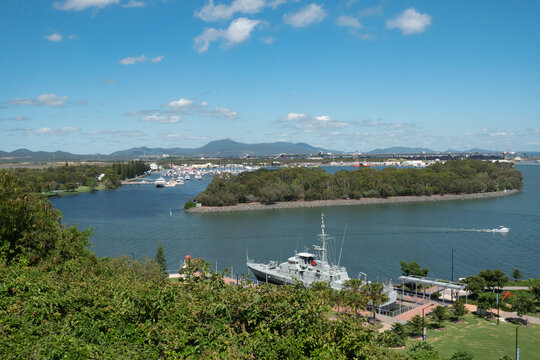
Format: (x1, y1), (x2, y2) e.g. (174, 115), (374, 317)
(1, 0), (539, 154)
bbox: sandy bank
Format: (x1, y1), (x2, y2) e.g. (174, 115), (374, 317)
(185, 189), (519, 214)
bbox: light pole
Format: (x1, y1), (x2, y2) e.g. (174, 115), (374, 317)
(516, 326), (519, 360)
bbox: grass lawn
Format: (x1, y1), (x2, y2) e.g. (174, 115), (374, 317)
(393, 314), (540, 359)
(505, 278), (540, 287)
(41, 185), (106, 197)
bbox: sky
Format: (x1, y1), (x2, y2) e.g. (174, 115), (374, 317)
(1, 0), (539, 154)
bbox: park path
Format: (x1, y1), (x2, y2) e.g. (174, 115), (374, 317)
(464, 304), (540, 325)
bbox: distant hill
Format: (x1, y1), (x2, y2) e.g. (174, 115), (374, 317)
(366, 147), (437, 155)
(109, 139), (339, 158)
(1, 140), (340, 162)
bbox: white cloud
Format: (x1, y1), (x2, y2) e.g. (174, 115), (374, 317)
(283, 3), (326, 28)
(194, 17), (260, 53)
(54, 0), (120, 11)
(38, 94), (69, 107)
(284, 112), (308, 121)
(336, 15), (362, 29)
(386, 8), (432, 35)
(104, 79), (117, 84)
(196, 0), (266, 22)
(45, 33), (63, 42)
(120, 54), (147, 65)
(141, 113), (181, 124)
(214, 106), (238, 119)
(9, 94), (69, 107)
(26, 126), (80, 135)
(282, 113), (349, 132)
(168, 98), (193, 107)
(151, 55), (164, 63)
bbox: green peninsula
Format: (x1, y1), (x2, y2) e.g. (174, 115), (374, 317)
(192, 160), (522, 207)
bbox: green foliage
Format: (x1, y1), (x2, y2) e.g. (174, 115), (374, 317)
(183, 199), (197, 210)
(407, 314), (425, 337)
(154, 242), (167, 276)
(193, 160), (523, 206)
(478, 269), (508, 290)
(462, 275), (486, 299)
(513, 295), (535, 324)
(449, 351), (474, 360)
(406, 341), (440, 360)
(342, 278), (368, 317)
(512, 268), (522, 282)
(400, 260), (429, 277)
(477, 292), (497, 312)
(363, 281), (390, 322)
(6, 162), (144, 193)
(0, 171), (91, 265)
(111, 160), (149, 180)
(531, 283), (540, 300)
(430, 306), (448, 328)
(0, 256), (385, 358)
(452, 299), (468, 321)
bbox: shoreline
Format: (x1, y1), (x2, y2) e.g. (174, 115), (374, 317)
(185, 189), (519, 213)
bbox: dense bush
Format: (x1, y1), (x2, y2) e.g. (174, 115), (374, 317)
(194, 160), (522, 206)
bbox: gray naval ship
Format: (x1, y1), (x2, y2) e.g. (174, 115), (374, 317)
(247, 213), (397, 308)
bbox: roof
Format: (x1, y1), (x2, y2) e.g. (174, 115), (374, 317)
(297, 252), (316, 258)
(398, 276), (466, 291)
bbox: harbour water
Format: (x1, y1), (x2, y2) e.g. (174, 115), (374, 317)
(51, 164), (540, 282)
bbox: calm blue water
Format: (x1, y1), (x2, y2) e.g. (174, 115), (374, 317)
(51, 165), (540, 282)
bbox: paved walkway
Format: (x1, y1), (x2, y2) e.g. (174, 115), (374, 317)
(465, 304), (540, 325)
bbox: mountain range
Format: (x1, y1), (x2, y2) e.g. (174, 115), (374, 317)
(0, 139), (524, 163)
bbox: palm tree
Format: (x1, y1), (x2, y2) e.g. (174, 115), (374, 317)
(343, 278), (368, 317)
(363, 282), (389, 323)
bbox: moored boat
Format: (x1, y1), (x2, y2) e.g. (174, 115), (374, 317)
(247, 213), (397, 308)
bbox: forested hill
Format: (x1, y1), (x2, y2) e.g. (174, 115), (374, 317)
(193, 160), (523, 207)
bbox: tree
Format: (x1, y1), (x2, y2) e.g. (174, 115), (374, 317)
(513, 295), (535, 326)
(462, 275), (486, 299)
(430, 306), (447, 328)
(512, 268), (522, 282)
(0, 171), (90, 265)
(477, 292), (496, 315)
(309, 281), (334, 306)
(400, 260), (429, 277)
(531, 283), (540, 301)
(363, 282), (390, 323)
(449, 351), (474, 360)
(154, 242), (167, 276)
(478, 269), (508, 291)
(407, 314), (424, 337)
(406, 341), (440, 360)
(342, 279), (368, 317)
(452, 299), (468, 321)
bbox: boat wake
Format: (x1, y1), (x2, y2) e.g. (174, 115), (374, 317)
(423, 226), (510, 234)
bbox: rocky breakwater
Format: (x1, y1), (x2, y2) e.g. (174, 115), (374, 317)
(185, 189), (519, 214)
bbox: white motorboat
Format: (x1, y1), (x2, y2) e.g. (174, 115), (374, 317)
(491, 226), (510, 233)
(155, 177), (166, 188)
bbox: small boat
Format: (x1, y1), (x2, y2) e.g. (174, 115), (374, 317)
(155, 177), (166, 188)
(492, 226), (510, 233)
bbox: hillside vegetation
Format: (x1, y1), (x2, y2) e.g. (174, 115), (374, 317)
(194, 160), (522, 206)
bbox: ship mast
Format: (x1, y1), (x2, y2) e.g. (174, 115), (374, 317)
(314, 213), (328, 264)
